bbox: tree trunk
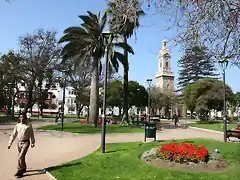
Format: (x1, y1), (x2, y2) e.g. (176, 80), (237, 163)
(121, 35), (129, 125)
(76, 104), (84, 118)
(89, 58), (99, 127)
(87, 105), (90, 122)
(24, 88), (33, 114)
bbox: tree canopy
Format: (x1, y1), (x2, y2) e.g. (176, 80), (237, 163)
(178, 45), (218, 90)
(182, 78), (234, 120)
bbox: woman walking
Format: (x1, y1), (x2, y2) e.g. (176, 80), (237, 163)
(8, 113), (35, 177)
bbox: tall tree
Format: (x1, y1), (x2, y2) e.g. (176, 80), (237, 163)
(151, 87), (176, 117)
(178, 45), (218, 90)
(59, 11), (132, 126)
(0, 51), (22, 115)
(18, 29), (61, 113)
(65, 60), (91, 118)
(107, 80), (123, 114)
(59, 11), (108, 126)
(182, 78), (233, 120)
(128, 81), (148, 109)
(107, 0), (145, 124)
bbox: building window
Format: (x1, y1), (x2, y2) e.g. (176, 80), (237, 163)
(67, 99), (70, 105)
(21, 82), (25, 86)
(68, 91), (71, 95)
(160, 62), (162, 67)
(165, 62), (168, 68)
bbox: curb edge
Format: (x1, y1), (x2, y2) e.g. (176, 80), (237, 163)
(45, 169), (57, 180)
(189, 126), (223, 134)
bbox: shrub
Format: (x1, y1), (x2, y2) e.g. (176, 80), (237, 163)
(157, 142), (209, 163)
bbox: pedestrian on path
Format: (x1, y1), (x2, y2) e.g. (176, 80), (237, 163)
(173, 113), (179, 128)
(7, 113), (35, 177)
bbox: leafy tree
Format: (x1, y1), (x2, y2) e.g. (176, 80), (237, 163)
(151, 87), (176, 117)
(107, 0), (145, 124)
(107, 80), (123, 113)
(128, 81), (148, 108)
(178, 45), (218, 90)
(18, 29), (61, 113)
(0, 51), (22, 115)
(182, 78), (233, 120)
(65, 61), (91, 118)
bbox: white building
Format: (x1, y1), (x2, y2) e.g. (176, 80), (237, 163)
(14, 80), (77, 115)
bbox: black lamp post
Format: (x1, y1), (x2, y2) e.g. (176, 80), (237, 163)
(101, 44), (109, 153)
(219, 58), (228, 142)
(146, 79), (152, 122)
(57, 71), (67, 131)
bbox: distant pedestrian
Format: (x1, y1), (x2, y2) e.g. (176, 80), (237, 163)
(26, 109), (31, 122)
(8, 113), (35, 177)
(173, 113), (179, 128)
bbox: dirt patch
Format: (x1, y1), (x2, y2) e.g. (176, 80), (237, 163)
(144, 158), (228, 172)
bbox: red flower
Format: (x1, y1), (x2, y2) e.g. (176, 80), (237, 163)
(158, 142), (209, 163)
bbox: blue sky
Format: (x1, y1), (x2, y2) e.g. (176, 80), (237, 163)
(1, 0), (239, 92)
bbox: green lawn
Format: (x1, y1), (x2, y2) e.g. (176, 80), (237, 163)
(39, 123), (144, 134)
(188, 123), (237, 132)
(48, 139), (240, 180)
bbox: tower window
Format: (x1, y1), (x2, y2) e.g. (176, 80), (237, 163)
(160, 62), (162, 67)
(165, 62), (168, 68)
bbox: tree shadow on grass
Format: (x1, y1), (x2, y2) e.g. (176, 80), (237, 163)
(47, 162), (82, 171)
(106, 148), (129, 153)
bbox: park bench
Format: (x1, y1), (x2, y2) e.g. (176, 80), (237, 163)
(226, 130), (240, 141)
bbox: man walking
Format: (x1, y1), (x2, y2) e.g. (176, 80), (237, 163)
(173, 113), (179, 128)
(8, 113), (35, 177)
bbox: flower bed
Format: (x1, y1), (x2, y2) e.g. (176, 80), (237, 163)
(157, 142), (209, 163)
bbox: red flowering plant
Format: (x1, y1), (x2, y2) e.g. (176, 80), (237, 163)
(157, 142), (209, 164)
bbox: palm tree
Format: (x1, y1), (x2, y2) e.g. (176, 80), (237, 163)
(59, 11), (134, 126)
(59, 11), (108, 126)
(107, 0), (145, 124)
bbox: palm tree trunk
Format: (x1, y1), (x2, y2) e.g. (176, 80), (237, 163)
(121, 35), (129, 125)
(89, 57), (99, 127)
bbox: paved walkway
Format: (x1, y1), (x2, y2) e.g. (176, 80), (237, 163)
(0, 122), (229, 180)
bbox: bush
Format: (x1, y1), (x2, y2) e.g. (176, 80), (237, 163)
(157, 142), (209, 163)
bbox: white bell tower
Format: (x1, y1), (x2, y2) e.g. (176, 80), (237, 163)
(156, 40), (175, 90)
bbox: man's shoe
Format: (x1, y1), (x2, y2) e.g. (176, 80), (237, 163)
(22, 168), (26, 173)
(14, 170), (23, 177)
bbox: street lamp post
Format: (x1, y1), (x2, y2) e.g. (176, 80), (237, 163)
(137, 88), (140, 125)
(219, 59), (228, 142)
(61, 79), (66, 131)
(57, 71), (67, 131)
(101, 46), (109, 153)
(146, 79), (152, 122)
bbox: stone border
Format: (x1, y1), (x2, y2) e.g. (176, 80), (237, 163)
(45, 169), (57, 180)
(189, 126), (223, 134)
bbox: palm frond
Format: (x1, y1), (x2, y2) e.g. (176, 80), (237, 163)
(114, 42), (134, 55)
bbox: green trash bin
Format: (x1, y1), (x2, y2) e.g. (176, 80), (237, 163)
(144, 123), (156, 142)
